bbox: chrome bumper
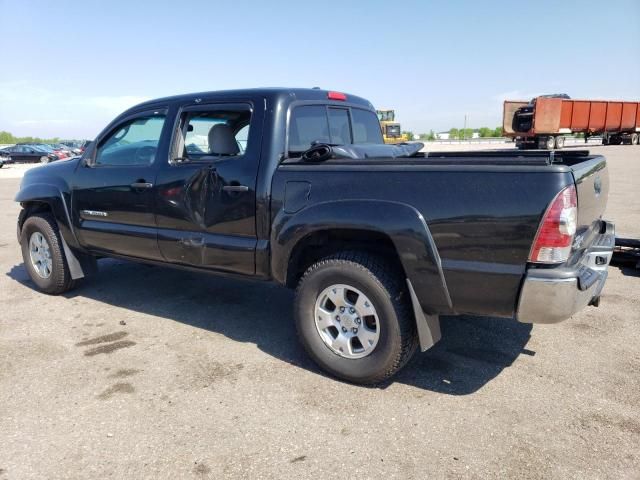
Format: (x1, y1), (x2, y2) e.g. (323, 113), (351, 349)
(517, 221), (615, 324)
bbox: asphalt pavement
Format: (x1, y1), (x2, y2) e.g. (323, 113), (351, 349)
(0, 145), (638, 479)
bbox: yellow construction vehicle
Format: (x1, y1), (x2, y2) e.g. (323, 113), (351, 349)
(376, 109), (408, 144)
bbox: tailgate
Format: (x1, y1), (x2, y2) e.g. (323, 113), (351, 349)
(571, 155), (609, 245)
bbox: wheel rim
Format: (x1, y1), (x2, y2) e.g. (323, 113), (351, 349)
(547, 137), (555, 149)
(314, 284), (380, 359)
(40, 156), (49, 164)
(29, 231), (53, 279)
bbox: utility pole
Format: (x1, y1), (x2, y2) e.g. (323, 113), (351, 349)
(463, 114), (467, 141)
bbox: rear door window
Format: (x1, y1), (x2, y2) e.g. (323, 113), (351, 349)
(172, 105), (252, 162)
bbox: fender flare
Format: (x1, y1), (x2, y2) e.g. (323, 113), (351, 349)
(272, 199), (453, 349)
(15, 183), (89, 279)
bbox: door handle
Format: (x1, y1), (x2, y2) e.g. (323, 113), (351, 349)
(222, 185), (249, 193)
(130, 181), (153, 189)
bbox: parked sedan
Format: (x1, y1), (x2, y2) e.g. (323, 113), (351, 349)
(48, 143), (73, 158)
(0, 145), (59, 164)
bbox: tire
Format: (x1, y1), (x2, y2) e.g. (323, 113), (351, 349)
(545, 136), (555, 150)
(40, 156), (50, 164)
(20, 213), (76, 295)
(294, 251), (418, 385)
(631, 133), (638, 145)
(555, 136), (565, 149)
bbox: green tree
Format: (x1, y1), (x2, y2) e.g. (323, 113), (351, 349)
(449, 128), (459, 139)
(418, 130), (436, 141)
(0, 131), (71, 145)
(0, 131), (14, 144)
(402, 131), (414, 141)
(478, 127), (492, 138)
(493, 126), (503, 137)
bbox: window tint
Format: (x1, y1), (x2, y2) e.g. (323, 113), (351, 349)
(351, 108), (384, 144)
(289, 105), (384, 155)
(328, 108), (351, 144)
(235, 124), (249, 153)
(175, 107), (251, 161)
(96, 114), (166, 166)
(288, 105), (330, 153)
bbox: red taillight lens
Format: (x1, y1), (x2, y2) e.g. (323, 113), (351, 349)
(327, 91), (347, 101)
(529, 184), (578, 264)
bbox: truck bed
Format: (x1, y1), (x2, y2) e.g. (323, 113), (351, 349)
(276, 148), (608, 318)
(284, 148), (600, 167)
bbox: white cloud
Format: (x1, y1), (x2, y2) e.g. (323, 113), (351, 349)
(0, 82), (149, 138)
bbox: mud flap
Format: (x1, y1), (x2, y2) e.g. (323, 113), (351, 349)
(406, 279), (442, 351)
(60, 235), (97, 280)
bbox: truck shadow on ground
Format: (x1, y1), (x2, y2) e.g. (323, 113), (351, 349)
(611, 261), (640, 278)
(7, 259), (532, 395)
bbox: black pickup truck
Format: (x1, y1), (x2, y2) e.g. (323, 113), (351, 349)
(15, 88), (615, 384)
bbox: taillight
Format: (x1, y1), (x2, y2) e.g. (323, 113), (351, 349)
(529, 184), (578, 264)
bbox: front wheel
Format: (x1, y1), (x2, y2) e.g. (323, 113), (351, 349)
(39, 156), (50, 164)
(294, 251), (418, 384)
(20, 213), (76, 294)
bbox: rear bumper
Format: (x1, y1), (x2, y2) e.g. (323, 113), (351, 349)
(517, 221), (615, 324)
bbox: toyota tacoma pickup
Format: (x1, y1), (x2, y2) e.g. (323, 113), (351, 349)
(15, 88), (615, 384)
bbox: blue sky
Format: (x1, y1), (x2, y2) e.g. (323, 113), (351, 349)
(1, 0), (639, 138)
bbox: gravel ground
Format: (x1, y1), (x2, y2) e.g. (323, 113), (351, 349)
(0, 146), (638, 479)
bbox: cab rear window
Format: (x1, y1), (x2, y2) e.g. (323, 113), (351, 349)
(288, 105), (383, 155)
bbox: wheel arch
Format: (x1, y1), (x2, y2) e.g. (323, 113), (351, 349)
(272, 199), (453, 316)
(15, 183), (79, 249)
(15, 184), (94, 280)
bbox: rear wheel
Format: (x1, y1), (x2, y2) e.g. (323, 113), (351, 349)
(555, 136), (565, 149)
(631, 133), (638, 145)
(39, 156), (50, 164)
(545, 136), (556, 149)
(20, 213), (76, 294)
(539, 136), (555, 150)
(294, 251), (418, 385)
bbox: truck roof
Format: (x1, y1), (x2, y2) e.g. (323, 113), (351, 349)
(131, 87), (375, 111)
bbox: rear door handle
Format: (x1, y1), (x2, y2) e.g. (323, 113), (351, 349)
(222, 185), (249, 193)
(130, 181), (153, 189)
